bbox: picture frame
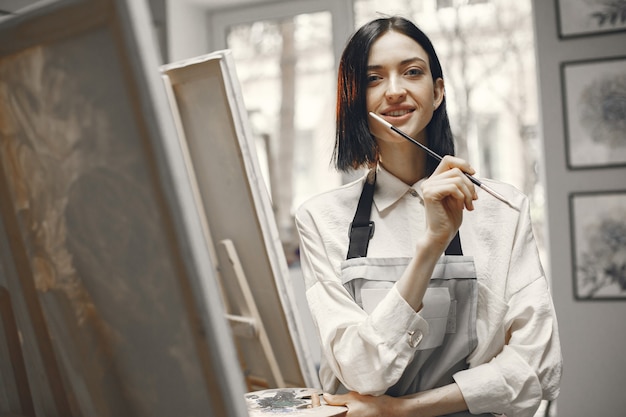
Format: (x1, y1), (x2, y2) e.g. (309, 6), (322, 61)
(569, 190), (626, 300)
(561, 56), (626, 170)
(556, 0), (626, 38)
(0, 1), (248, 416)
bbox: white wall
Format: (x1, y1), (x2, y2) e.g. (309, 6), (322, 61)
(532, 1), (626, 415)
(166, 0), (210, 63)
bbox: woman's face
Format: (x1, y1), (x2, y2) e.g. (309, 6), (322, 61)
(366, 30), (444, 147)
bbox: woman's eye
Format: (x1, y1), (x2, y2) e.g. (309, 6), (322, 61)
(367, 74), (381, 83)
(406, 68), (424, 77)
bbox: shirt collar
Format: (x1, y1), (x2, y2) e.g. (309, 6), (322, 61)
(373, 164), (425, 212)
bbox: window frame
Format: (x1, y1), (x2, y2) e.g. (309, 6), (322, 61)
(208, 0), (354, 69)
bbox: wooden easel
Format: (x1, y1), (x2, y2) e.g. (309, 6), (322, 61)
(216, 239), (286, 390)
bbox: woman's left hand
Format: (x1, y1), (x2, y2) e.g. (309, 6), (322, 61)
(323, 392), (404, 417)
(323, 385), (466, 417)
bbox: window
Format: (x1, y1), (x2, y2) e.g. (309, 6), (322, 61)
(210, 0), (352, 262)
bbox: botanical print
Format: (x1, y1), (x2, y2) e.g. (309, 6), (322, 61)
(558, 0), (626, 37)
(579, 71), (626, 150)
(571, 191), (626, 299)
(563, 57), (626, 169)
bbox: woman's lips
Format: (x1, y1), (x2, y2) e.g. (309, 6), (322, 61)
(382, 109), (414, 123)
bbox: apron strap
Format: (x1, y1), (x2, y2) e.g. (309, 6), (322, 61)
(347, 170), (463, 259)
(347, 171), (376, 259)
(445, 231), (463, 256)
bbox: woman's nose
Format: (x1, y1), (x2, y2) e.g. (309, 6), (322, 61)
(385, 76), (406, 101)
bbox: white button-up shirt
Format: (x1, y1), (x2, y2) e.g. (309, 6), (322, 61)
(295, 165), (562, 417)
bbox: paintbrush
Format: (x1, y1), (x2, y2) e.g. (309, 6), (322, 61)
(368, 112), (518, 210)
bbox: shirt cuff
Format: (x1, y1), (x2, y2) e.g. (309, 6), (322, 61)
(367, 285), (430, 350)
(453, 360), (542, 417)
(453, 363), (506, 415)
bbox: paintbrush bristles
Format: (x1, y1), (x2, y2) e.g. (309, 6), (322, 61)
(368, 112), (393, 128)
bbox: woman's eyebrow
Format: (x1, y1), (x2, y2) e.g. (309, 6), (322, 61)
(367, 57), (428, 71)
(401, 57), (427, 66)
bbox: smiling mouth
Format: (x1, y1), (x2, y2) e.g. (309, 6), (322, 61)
(383, 109), (414, 117)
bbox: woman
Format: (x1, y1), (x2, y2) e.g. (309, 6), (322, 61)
(294, 16), (562, 417)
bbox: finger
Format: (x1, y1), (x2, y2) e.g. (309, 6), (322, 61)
(432, 155), (476, 177)
(423, 181), (465, 203)
(448, 170), (477, 210)
(428, 166), (474, 189)
(322, 393), (344, 406)
(423, 171), (476, 210)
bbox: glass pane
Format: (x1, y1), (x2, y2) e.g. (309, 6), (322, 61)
(226, 12), (340, 263)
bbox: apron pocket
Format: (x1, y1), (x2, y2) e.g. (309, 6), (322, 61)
(360, 286), (451, 351)
(417, 287), (450, 350)
(361, 287), (392, 314)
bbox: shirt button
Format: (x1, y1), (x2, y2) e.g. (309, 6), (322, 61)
(407, 330), (423, 348)
(409, 189), (419, 197)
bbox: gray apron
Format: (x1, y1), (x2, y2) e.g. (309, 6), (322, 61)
(340, 172), (487, 417)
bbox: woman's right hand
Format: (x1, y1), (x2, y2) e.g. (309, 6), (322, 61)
(396, 156), (477, 312)
(420, 155), (477, 251)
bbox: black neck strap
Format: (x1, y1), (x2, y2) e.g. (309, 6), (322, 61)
(347, 171), (376, 259)
(347, 171), (463, 259)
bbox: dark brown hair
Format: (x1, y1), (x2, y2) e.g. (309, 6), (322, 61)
(333, 16), (455, 175)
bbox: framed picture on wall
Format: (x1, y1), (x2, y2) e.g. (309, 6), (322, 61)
(570, 190), (626, 300)
(561, 56), (626, 170)
(556, 0), (626, 38)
